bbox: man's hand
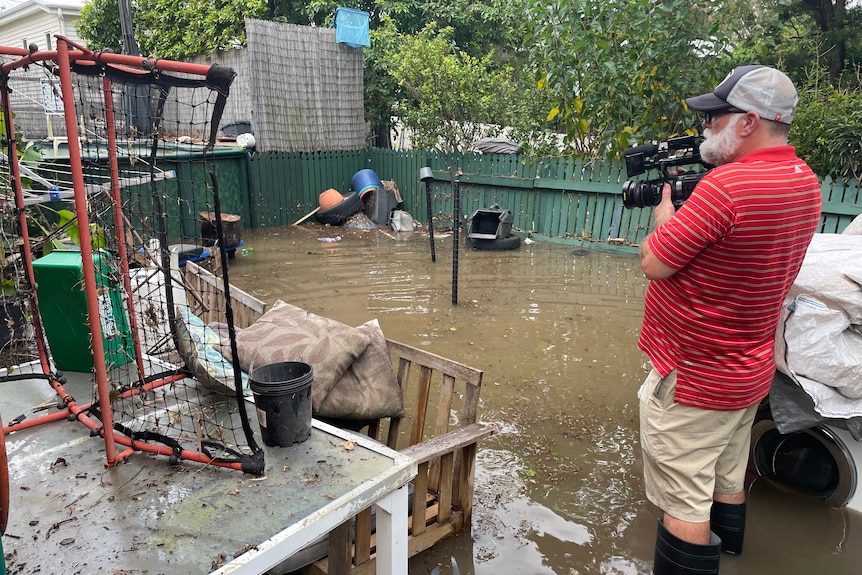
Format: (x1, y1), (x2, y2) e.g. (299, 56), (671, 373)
(653, 183), (676, 227)
(639, 184), (678, 280)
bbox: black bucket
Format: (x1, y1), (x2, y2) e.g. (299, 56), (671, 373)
(249, 362), (313, 447)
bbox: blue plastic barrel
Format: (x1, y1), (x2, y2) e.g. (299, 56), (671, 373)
(352, 169), (383, 198)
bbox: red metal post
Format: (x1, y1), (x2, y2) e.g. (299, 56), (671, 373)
(55, 37), (119, 466)
(100, 77), (150, 383)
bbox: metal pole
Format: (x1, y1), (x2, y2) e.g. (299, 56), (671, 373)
(449, 166), (460, 306)
(118, 0), (151, 135)
(419, 166), (436, 263)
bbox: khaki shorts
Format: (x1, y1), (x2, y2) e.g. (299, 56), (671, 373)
(639, 369), (758, 523)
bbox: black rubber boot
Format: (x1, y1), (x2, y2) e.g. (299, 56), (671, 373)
(710, 501), (746, 555)
(653, 519), (721, 575)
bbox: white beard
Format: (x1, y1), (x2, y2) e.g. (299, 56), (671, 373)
(700, 114), (743, 166)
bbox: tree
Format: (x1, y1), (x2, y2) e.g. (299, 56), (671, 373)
(792, 74), (862, 179)
(524, 0), (749, 158)
(305, 0), (525, 59)
(795, 0), (853, 85)
(77, 0), (123, 53)
(380, 22), (516, 151)
(76, 1), (533, 148)
(77, 0), (269, 59)
(304, 0), (531, 146)
(730, 1), (862, 88)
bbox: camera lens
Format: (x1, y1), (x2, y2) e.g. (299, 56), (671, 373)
(622, 180), (640, 209)
(622, 180), (663, 209)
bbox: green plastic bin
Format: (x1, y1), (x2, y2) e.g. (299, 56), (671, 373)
(32, 250), (133, 372)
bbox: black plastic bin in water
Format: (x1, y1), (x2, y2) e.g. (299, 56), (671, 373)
(250, 362), (313, 447)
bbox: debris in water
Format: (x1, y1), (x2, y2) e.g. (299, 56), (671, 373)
(318, 236), (342, 243)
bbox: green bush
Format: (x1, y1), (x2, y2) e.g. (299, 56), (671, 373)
(792, 79), (862, 180)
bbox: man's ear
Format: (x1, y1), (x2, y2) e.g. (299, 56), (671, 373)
(739, 112), (759, 137)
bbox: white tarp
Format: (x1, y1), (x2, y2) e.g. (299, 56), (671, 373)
(775, 225), (862, 418)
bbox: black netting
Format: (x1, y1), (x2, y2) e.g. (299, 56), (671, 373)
(0, 40), (263, 474)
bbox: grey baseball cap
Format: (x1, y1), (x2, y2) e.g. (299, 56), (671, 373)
(685, 65), (798, 124)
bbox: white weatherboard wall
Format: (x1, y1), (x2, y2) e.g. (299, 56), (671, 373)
(1, 1), (85, 140)
(0, 0), (84, 49)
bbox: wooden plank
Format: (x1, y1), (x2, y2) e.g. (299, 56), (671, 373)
(458, 442), (478, 523)
(329, 521), (352, 575)
(265, 152), (277, 226)
(584, 193), (599, 239)
(592, 193), (612, 240)
(565, 193), (581, 238)
(269, 152), (283, 226)
(410, 366), (433, 446)
(820, 214), (843, 234)
(307, 513), (465, 575)
(436, 452), (455, 523)
(820, 197), (862, 215)
(354, 508), (372, 565)
(462, 380), (482, 425)
(386, 340), (483, 385)
(398, 424), (495, 464)
(411, 461), (429, 536)
(521, 189), (534, 233)
(183, 261), (267, 327)
(574, 190), (589, 238)
(433, 374), (456, 437)
(614, 202), (629, 240)
(406, 513), (463, 556)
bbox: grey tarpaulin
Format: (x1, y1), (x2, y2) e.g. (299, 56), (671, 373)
(769, 371), (862, 440)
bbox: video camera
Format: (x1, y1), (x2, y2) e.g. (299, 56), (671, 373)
(621, 135), (713, 209)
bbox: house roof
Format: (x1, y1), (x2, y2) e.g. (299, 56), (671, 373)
(0, 0), (85, 26)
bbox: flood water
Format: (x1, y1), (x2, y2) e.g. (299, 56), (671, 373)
(225, 224), (862, 575)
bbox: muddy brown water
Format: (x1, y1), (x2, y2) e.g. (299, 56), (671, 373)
(225, 224), (862, 575)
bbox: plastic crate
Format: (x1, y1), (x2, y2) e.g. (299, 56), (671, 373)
(468, 207), (514, 240)
(364, 187), (398, 225)
(33, 250), (133, 371)
(335, 7), (370, 48)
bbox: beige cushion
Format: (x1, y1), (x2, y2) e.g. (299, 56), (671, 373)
(232, 300), (371, 411)
(317, 319), (404, 419)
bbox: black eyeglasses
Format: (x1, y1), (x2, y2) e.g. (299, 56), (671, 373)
(700, 109), (747, 124)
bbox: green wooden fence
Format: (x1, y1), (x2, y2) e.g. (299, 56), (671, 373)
(245, 148), (862, 251)
(246, 150), (368, 227)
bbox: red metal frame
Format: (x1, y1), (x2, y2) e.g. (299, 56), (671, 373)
(0, 36), (245, 471)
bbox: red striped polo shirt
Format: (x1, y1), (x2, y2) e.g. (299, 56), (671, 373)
(639, 146), (822, 410)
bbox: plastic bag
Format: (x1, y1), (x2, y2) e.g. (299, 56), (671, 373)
(390, 210), (414, 232)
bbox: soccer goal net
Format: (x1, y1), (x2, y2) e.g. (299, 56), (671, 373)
(0, 37), (263, 474)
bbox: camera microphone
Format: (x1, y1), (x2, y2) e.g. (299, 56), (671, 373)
(624, 143), (659, 158)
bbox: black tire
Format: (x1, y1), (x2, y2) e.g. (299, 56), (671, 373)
(468, 234), (521, 251)
(316, 191), (362, 225)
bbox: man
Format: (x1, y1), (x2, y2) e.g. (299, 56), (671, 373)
(637, 65), (822, 574)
